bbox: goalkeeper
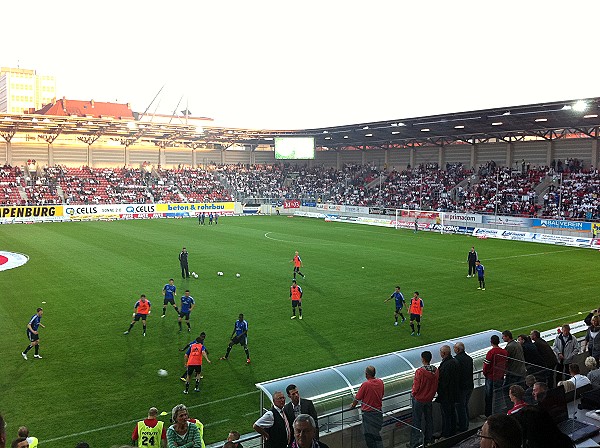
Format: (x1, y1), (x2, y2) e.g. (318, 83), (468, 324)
(220, 313), (250, 364)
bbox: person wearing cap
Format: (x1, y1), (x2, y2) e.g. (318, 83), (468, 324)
(132, 407), (167, 447)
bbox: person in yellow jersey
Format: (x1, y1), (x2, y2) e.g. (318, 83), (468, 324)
(16, 427), (37, 448)
(132, 407), (167, 448)
(187, 416), (206, 448)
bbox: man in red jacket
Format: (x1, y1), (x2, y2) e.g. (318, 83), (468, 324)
(409, 351), (439, 448)
(483, 334), (508, 416)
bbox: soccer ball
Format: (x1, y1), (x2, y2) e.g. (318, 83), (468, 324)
(236, 273), (240, 278)
(157, 369), (168, 377)
(217, 271), (224, 276)
(191, 272), (199, 278)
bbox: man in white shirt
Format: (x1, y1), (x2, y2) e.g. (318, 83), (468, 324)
(253, 391), (291, 448)
(564, 363), (591, 389)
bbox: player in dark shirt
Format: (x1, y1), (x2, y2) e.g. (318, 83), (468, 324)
(179, 247), (190, 279)
(22, 307), (45, 360)
(467, 246), (478, 277)
(220, 314), (250, 364)
(178, 290), (195, 332)
(384, 286), (406, 325)
(476, 260), (485, 290)
(162, 278), (179, 317)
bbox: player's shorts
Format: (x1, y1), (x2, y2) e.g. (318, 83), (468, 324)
(292, 300), (301, 308)
(410, 313), (421, 323)
(231, 335), (247, 346)
(395, 306), (404, 313)
(293, 266), (301, 273)
(27, 330), (39, 342)
(187, 364), (202, 376)
(179, 311), (191, 320)
(164, 297), (175, 305)
(133, 313), (148, 321)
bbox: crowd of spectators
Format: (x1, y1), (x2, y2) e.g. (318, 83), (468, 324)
(540, 170), (600, 219)
(0, 164), (24, 204)
(1, 161), (599, 219)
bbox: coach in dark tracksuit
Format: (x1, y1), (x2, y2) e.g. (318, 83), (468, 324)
(179, 247), (190, 279)
(467, 247), (478, 277)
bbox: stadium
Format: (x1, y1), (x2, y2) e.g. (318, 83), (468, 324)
(3, 4), (600, 448)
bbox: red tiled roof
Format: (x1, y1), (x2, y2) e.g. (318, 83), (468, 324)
(34, 98), (134, 119)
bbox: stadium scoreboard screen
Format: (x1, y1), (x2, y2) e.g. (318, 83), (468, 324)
(274, 137), (315, 160)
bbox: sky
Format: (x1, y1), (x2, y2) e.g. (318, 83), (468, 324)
(3, 1), (600, 130)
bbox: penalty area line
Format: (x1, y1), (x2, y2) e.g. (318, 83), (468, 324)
(43, 390), (258, 444)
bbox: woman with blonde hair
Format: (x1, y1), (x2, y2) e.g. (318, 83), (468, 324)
(586, 356), (600, 387)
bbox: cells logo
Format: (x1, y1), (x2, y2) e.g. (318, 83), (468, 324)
(0, 251), (29, 271)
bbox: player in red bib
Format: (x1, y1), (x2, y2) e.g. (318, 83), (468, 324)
(184, 338), (211, 394)
(291, 251), (305, 279)
(124, 295), (151, 337)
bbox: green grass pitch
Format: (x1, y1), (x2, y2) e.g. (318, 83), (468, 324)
(1, 215), (598, 446)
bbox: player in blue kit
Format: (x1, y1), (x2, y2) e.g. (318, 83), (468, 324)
(22, 307), (45, 360)
(476, 260), (486, 290)
(178, 290), (195, 332)
(384, 286), (406, 326)
(220, 313), (250, 364)
(162, 278), (179, 318)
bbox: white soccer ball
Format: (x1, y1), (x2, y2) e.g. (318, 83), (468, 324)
(236, 273), (240, 278)
(217, 271), (224, 276)
(191, 272), (198, 278)
(157, 369), (168, 377)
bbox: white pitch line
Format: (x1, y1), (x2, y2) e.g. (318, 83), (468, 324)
(43, 390), (258, 444)
(512, 313), (583, 331)
(264, 231), (293, 243)
(457, 248), (576, 263)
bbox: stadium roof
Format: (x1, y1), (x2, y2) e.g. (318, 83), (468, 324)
(263, 97), (600, 149)
(1, 97), (599, 149)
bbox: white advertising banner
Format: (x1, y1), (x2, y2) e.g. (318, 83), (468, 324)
(442, 212), (482, 224)
(473, 228), (593, 248)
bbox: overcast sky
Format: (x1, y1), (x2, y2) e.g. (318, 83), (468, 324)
(3, 1), (599, 129)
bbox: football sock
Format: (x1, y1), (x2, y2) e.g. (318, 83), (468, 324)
(24, 345), (32, 354)
(162, 308), (166, 316)
(143, 324), (146, 334)
(410, 323), (415, 333)
(400, 313), (405, 320)
(128, 323), (134, 331)
(185, 382), (190, 392)
(299, 308), (302, 317)
(34, 345), (39, 355)
(178, 321), (182, 330)
(195, 379), (200, 388)
(395, 316), (398, 322)
(417, 324), (421, 333)
(187, 322), (191, 329)
(174, 306), (179, 312)
(225, 346), (232, 357)
(300, 272), (305, 277)
(245, 348), (250, 359)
